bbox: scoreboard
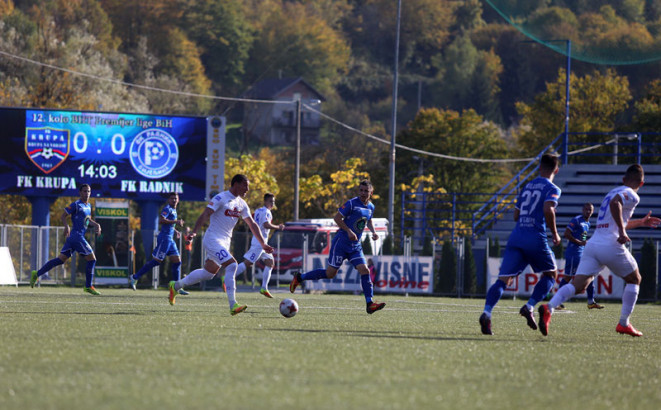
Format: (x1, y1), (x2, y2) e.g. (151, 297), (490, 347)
(0, 107), (210, 201)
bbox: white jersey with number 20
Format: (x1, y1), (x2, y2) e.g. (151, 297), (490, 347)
(203, 190), (251, 250)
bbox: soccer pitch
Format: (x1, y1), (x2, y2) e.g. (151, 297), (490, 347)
(2, 287), (660, 410)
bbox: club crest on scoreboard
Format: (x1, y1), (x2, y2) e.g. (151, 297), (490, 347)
(24, 127), (70, 174)
(129, 128), (179, 179)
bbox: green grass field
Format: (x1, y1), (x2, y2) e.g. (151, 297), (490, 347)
(1, 286), (660, 410)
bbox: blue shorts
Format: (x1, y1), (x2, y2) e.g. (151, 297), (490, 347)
(60, 235), (93, 257)
(498, 236), (556, 277)
(327, 236), (366, 268)
(152, 237), (179, 261)
(564, 253), (582, 276)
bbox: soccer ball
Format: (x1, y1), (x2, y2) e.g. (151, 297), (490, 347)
(279, 298), (299, 318)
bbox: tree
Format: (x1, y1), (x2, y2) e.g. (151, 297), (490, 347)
(299, 157), (372, 217)
(225, 154), (280, 211)
(515, 68), (632, 156)
(633, 79), (661, 134)
(463, 238), (477, 295)
(181, 0), (253, 93)
(437, 240), (456, 294)
(246, 1), (350, 92)
(361, 237), (373, 256)
(639, 238), (657, 300)
(396, 108), (509, 194)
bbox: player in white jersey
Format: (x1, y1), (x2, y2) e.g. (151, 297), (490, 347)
(234, 193), (284, 298)
(539, 164), (660, 337)
(167, 174), (274, 315)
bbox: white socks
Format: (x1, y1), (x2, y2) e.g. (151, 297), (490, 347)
(235, 262), (247, 277)
(177, 268), (215, 290)
(261, 265), (272, 290)
(620, 284), (639, 326)
(549, 283), (576, 311)
(225, 262), (238, 307)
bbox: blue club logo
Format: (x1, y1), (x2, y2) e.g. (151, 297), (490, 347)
(129, 129), (179, 178)
(25, 127), (70, 174)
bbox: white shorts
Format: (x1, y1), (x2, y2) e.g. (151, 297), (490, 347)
(575, 241), (638, 278)
(243, 243), (274, 264)
(202, 239), (234, 266)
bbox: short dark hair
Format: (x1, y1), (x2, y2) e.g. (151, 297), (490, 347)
(231, 174), (248, 186)
(79, 183), (91, 191)
(624, 164), (644, 183)
(359, 179), (373, 189)
(264, 193), (275, 202)
(539, 154), (560, 173)
(168, 192), (178, 198)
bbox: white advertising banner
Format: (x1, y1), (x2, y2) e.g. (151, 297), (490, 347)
(487, 257), (625, 299)
(305, 254), (434, 294)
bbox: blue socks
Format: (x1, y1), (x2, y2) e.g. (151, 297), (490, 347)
(586, 281), (595, 303)
(37, 257), (64, 277)
(133, 259), (160, 280)
(85, 260), (96, 288)
(557, 277), (569, 289)
(360, 273), (374, 303)
(171, 262), (182, 282)
(484, 279), (506, 314)
(301, 268), (327, 281)
(527, 275), (555, 307)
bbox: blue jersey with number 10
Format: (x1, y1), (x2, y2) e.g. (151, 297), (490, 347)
(512, 177), (561, 240)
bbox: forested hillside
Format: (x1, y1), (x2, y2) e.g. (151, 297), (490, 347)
(2, 0), (661, 223)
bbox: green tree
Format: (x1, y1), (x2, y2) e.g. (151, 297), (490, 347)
(299, 157), (372, 216)
(182, 0), (253, 93)
(246, 1), (350, 91)
(225, 154), (280, 211)
(437, 240), (456, 293)
(515, 68), (632, 156)
(633, 79), (661, 132)
(382, 235), (393, 255)
(463, 238), (477, 295)
(396, 108), (509, 194)
(639, 238), (657, 300)
(361, 237), (373, 256)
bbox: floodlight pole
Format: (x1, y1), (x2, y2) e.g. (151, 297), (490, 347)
(521, 39), (571, 164)
(294, 99), (301, 221)
(562, 40), (571, 165)
(388, 0), (402, 241)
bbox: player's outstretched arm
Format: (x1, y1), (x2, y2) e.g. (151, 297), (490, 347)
(626, 210), (661, 230)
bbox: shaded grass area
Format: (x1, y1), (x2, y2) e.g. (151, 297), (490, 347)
(1, 287), (660, 410)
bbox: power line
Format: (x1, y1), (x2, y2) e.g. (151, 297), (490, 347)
(0, 48), (604, 163)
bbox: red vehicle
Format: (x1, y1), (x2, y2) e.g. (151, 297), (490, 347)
(255, 218), (389, 283)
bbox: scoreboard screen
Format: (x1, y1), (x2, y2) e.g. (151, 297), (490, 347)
(0, 107), (208, 200)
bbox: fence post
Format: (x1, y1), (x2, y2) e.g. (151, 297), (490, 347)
(654, 241), (659, 302)
(276, 232), (281, 288)
(456, 237), (464, 298)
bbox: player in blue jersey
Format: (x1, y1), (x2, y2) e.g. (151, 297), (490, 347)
(479, 154), (562, 335)
(289, 180), (386, 314)
(30, 184), (103, 295)
(556, 203), (603, 309)
(129, 193), (188, 294)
